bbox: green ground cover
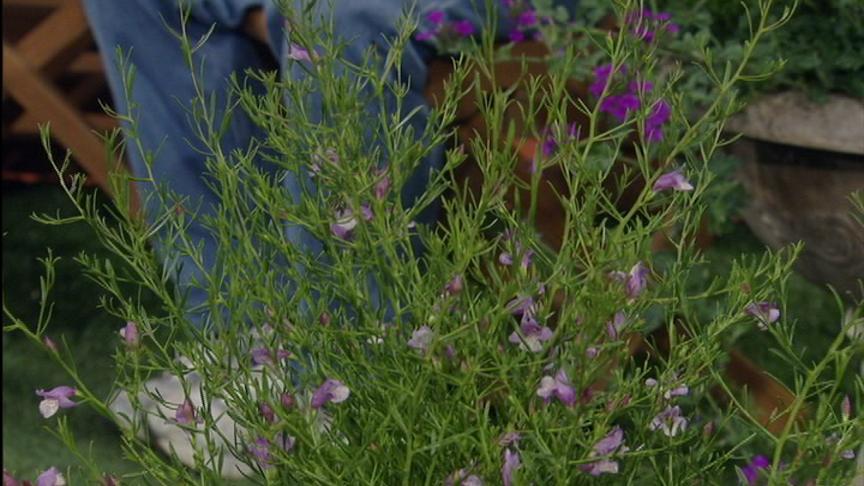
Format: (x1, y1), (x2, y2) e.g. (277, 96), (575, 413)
(1, 183), (850, 481)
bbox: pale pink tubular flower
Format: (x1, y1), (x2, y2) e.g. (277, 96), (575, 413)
(311, 378), (350, 409)
(407, 325), (434, 352)
(537, 369), (576, 406)
(653, 169), (693, 192)
(36, 386), (78, 418)
(119, 321), (139, 347)
(745, 301), (780, 330)
(36, 467), (65, 486)
(502, 448), (521, 486)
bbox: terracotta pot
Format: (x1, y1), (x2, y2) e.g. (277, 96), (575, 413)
(727, 91), (864, 304)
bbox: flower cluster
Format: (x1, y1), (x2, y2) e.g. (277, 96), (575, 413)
(625, 9), (680, 43)
(415, 10), (475, 43)
(501, 1), (541, 43)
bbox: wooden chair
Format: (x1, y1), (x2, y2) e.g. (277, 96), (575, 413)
(2, 0), (120, 195)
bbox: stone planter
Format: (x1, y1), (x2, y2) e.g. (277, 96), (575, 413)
(726, 92), (864, 304)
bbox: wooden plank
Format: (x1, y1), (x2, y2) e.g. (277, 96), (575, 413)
(68, 51), (103, 74)
(13, 0), (90, 72)
(11, 112), (115, 134)
(2, 0), (65, 7)
(3, 41), (113, 193)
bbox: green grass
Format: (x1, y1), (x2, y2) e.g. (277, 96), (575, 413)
(1, 183), (855, 481)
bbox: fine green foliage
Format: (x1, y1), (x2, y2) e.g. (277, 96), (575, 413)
(3, 0), (862, 484)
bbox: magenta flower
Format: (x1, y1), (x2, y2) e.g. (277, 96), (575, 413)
(628, 80), (654, 94)
(509, 317), (553, 353)
(745, 302), (780, 330)
(415, 30), (437, 41)
(600, 93), (641, 121)
(741, 454), (770, 485)
(36, 467), (64, 486)
(427, 10), (445, 25)
(517, 9), (537, 27)
(502, 448), (521, 486)
(582, 426), (628, 476)
(508, 29), (526, 43)
(36, 386), (78, 418)
(311, 378), (350, 409)
(445, 274), (464, 295)
(330, 208), (358, 240)
(590, 63), (622, 98)
(653, 169), (694, 192)
(541, 136), (558, 157)
(453, 20), (475, 37)
(175, 398), (197, 425)
(407, 325), (434, 352)
(537, 369), (577, 406)
(645, 100), (672, 142)
(119, 321), (139, 347)
(606, 311), (628, 340)
(287, 44), (311, 61)
(649, 405), (688, 437)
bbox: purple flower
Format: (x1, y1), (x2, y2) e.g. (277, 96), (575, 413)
(36, 467), (64, 486)
(502, 449), (521, 486)
(445, 274), (464, 295)
(445, 469), (484, 486)
(745, 302), (780, 330)
(645, 100), (672, 142)
(427, 10), (445, 25)
(600, 93), (641, 121)
(36, 386), (78, 418)
(606, 312), (628, 340)
(628, 80), (654, 94)
(259, 402), (276, 423)
(453, 20), (475, 37)
(498, 431), (522, 447)
(499, 252), (514, 266)
(4, 470), (20, 486)
(374, 172), (391, 199)
(653, 169), (693, 192)
(508, 29), (526, 43)
(520, 249), (535, 271)
(586, 346), (599, 359)
(250, 437), (272, 465)
(582, 426), (628, 476)
(415, 30), (437, 42)
(590, 64), (617, 98)
(509, 317), (553, 353)
(175, 398), (197, 425)
(287, 44), (311, 61)
(251, 347), (291, 366)
(330, 208), (358, 240)
(741, 455), (770, 485)
(841, 395), (852, 420)
(649, 405), (688, 437)
(537, 369), (577, 406)
(281, 392), (296, 409)
(119, 321), (139, 347)
(311, 378), (350, 409)
(506, 295), (536, 317)
(542, 136), (558, 157)
(663, 384), (690, 400)
(626, 261), (649, 299)
(361, 203), (374, 222)
(517, 9), (537, 27)
(407, 325), (434, 352)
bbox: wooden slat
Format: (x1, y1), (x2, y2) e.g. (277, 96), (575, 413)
(13, 0), (90, 72)
(10, 112), (115, 134)
(2, 0), (66, 7)
(68, 51), (103, 74)
(3, 40), (113, 192)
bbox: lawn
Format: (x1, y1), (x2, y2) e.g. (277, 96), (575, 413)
(1, 181), (853, 481)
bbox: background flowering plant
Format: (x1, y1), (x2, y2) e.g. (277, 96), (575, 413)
(3, 0), (861, 484)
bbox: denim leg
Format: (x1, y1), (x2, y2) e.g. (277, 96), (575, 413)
(83, 0), (285, 327)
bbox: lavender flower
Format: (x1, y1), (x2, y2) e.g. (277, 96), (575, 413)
(287, 44), (311, 61)
(119, 321), (139, 347)
(251, 347), (291, 366)
(745, 302), (781, 330)
(502, 449), (521, 486)
(645, 378), (658, 387)
(498, 431), (522, 447)
(652, 169), (694, 192)
(259, 402), (276, 423)
(407, 326), (434, 352)
(311, 379), (350, 409)
(506, 295), (536, 317)
(663, 384), (690, 400)
(43, 336), (58, 353)
(445, 274), (464, 295)
(600, 93), (641, 121)
(741, 455), (770, 485)
(649, 405), (688, 437)
(175, 398), (197, 425)
(645, 100), (672, 142)
(606, 312), (628, 340)
(330, 208), (358, 240)
(626, 261), (649, 299)
(250, 437), (272, 466)
(509, 316), (553, 353)
(498, 252), (514, 266)
(36, 386), (78, 419)
(582, 426), (628, 476)
(586, 346), (599, 359)
(537, 369), (577, 406)
(36, 467), (64, 486)
(427, 10), (445, 25)
(445, 469), (484, 486)
(841, 449), (856, 460)
(520, 249), (535, 271)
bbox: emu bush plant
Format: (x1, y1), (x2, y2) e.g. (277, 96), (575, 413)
(4, 0), (862, 484)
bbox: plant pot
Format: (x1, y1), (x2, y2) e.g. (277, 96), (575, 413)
(726, 91), (864, 303)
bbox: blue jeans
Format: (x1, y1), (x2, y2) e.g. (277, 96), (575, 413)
(83, 0), (578, 327)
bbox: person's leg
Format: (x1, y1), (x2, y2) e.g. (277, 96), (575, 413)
(84, 0), (286, 328)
